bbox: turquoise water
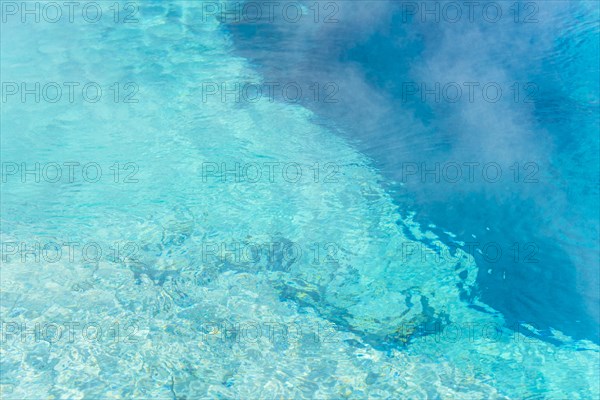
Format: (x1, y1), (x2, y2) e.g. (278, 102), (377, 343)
(1, 1), (599, 398)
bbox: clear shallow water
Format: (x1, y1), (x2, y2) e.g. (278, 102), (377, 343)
(0, 1), (599, 399)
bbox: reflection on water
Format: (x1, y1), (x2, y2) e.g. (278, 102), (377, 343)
(1, 1), (599, 397)
(225, 0), (600, 343)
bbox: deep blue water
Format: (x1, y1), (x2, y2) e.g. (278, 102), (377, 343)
(225, 0), (600, 344)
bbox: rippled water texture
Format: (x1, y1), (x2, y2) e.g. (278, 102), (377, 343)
(1, 1), (599, 398)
